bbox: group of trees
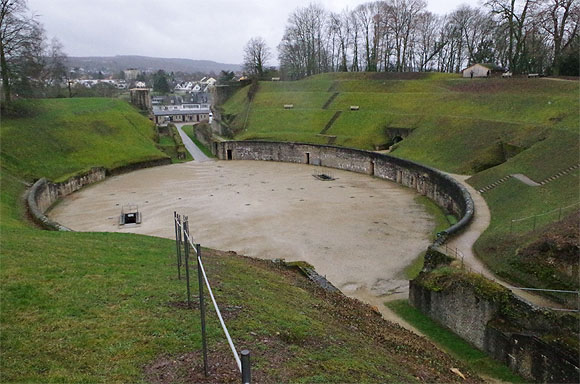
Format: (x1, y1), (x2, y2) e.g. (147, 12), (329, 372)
(264, 0), (578, 79)
(1, 0), (68, 104)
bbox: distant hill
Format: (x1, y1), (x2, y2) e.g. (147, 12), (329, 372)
(66, 55), (241, 74)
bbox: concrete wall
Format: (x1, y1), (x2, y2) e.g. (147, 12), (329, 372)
(216, 141), (474, 237)
(410, 279), (580, 383)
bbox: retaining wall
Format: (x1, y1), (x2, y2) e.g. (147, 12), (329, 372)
(216, 141), (473, 237)
(410, 279), (579, 383)
(27, 158), (171, 231)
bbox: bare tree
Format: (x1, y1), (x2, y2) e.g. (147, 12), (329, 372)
(243, 37), (271, 78)
(486, 0), (538, 73)
(415, 11), (445, 71)
(0, 0), (45, 103)
(537, 0), (579, 74)
(278, 4), (328, 79)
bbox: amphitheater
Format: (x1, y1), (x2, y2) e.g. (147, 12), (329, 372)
(46, 141), (473, 322)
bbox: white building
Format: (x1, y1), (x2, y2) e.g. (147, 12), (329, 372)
(462, 63), (504, 78)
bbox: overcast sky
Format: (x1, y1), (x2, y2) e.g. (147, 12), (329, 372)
(28, 0), (470, 65)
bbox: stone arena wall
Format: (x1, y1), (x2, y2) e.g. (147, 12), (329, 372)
(216, 141), (474, 238)
(26, 158), (171, 231)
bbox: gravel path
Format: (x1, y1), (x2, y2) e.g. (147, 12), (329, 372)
(173, 123), (212, 162)
(446, 173), (564, 309)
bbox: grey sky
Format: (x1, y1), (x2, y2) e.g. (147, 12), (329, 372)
(28, 0), (470, 65)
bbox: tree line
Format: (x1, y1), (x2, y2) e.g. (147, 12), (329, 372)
(245, 0), (578, 79)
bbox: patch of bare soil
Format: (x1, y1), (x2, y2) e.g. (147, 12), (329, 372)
(144, 250), (483, 384)
(518, 211), (579, 277)
(368, 72), (429, 81)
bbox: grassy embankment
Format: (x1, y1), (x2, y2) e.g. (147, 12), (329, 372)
(221, 73), (579, 297)
(0, 98), (479, 382)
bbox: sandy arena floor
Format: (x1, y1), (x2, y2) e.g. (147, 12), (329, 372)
(50, 160), (434, 310)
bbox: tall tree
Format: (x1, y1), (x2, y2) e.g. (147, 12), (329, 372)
(537, 0), (579, 74)
(0, 0), (43, 103)
(278, 4), (327, 79)
(243, 37), (271, 78)
(486, 0), (538, 73)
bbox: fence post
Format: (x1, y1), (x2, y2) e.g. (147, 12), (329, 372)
(175, 213), (182, 280)
(241, 350), (251, 384)
(196, 243), (209, 377)
(173, 211), (178, 260)
(183, 217), (191, 306)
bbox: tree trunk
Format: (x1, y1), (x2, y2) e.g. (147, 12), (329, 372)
(0, 39), (11, 104)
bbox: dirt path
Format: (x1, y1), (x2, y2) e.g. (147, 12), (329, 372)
(445, 173), (564, 309)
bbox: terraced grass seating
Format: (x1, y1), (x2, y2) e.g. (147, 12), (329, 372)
(478, 163), (580, 193)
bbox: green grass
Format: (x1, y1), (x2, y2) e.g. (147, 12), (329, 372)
(1, 99), (168, 181)
(403, 197), (455, 279)
(0, 98), (475, 382)
(387, 300), (524, 383)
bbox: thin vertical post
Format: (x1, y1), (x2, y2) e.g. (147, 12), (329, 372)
(183, 217), (191, 306)
(197, 243), (209, 377)
(175, 213), (182, 280)
(241, 350), (251, 384)
(173, 211), (179, 260)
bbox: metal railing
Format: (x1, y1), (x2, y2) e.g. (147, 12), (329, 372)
(174, 212), (251, 383)
(510, 202), (579, 232)
(432, 242), (579, 313)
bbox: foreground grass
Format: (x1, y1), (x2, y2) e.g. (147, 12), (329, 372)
(387, 300), (524, 383)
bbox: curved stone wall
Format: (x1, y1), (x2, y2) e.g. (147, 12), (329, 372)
(216, 141), (474, 241)
(26, 158), (172, 231)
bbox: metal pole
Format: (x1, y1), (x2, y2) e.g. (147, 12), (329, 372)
(173, 211), (179, 260)
(176, 213), (182, 280)
(197, 243), (209, 377)
(184, 217), (191, 307)
(241, 350), (251, 384)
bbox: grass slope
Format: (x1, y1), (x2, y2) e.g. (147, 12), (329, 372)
(1, 99), (168, 181)
(0, 98), (478, 382)
(221, 73), (579, 295)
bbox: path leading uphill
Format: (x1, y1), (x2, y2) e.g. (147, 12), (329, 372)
(445, 173), (564, 309)
(173, 123), (212, 162)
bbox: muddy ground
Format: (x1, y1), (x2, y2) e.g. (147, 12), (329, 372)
(50, 160), (434, 317)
